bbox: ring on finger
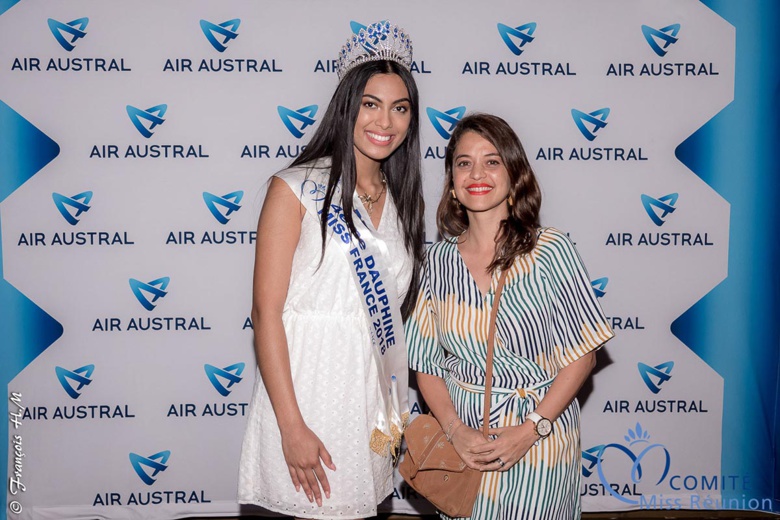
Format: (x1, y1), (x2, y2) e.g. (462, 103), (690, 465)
(496, 458), (505, 467)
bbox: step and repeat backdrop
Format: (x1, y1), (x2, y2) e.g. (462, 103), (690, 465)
(2, 0), (778, 518)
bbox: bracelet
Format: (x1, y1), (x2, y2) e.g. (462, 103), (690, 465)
(444, 417), (460, 443)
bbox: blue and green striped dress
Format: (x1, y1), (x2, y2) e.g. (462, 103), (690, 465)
(406, 228), (614, 519)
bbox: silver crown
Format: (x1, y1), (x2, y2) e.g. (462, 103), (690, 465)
(336, 21), (413, 80)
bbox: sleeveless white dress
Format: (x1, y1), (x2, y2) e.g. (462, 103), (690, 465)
(238, 163), (413, 519)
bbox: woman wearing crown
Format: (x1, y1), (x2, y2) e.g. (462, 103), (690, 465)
(238, 21), (424, 519)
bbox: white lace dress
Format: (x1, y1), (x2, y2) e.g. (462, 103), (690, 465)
(238, 166), (413, 519)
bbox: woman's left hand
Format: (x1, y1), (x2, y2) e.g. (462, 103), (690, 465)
(470, 421), (539, 472)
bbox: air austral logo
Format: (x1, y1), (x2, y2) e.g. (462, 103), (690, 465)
(606, 192), (711, 247)
(606, 23), (716, 77)
(581, 423), (671, 505)
(162, 19), (279, 73)
(203, 191), (243, 224)
(200, 19), (240, 52)
(638, 361), (674, 394)
(56, 364), (94, 399)
(572, 108), (610, 141)
(537, 108), (645, 162)
(93, 276), (210, 332)
(591, 277), (608, 298)
(497, 22), (536, 56)
(165, 190), (254, 245)
(19, 192), (133, 247)
(13, 18), (130, 73)
(126, 104), (167, 138)
(462, 21), (573, 76)
(641, 193), (678, 226)
(129, 450), (170, 486)
(90, 104), (207, 159)
(205, 363), (245, 396)
(642, 24), (680, 57)
(129, 277), (170, 311)
(48, 17), (88, 51)
(166, 363), (249, 418)
(52, 191), (92, 225)
(94, 451), (210, 505)
(427, 106), (466, 140)
(278, 105), (318, 139)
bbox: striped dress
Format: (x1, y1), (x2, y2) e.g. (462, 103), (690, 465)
(406, 228), (614, 519)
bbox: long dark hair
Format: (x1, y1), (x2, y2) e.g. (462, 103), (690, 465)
(291, 60), (424, 318)
(436, 113), (542, 273)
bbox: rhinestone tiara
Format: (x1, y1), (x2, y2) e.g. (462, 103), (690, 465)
(336, 20), (413, 80)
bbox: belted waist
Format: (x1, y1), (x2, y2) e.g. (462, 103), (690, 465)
(451, 376), (553, 396)
(447, 375), (554, 429)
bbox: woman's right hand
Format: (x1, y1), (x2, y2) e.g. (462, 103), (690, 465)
(280, 423), (336, 507)
(449, 421), (491, 470)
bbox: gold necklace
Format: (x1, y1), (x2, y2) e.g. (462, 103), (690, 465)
(358, 172), (386, 214)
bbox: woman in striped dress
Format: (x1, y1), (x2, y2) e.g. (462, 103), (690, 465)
(406, 113), (614, 519)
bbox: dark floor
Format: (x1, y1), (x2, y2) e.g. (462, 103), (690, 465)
(191, 510), (780, 519)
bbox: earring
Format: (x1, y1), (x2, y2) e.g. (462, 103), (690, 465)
(508, 195), (514, 207)
(451, 189), (457, 200)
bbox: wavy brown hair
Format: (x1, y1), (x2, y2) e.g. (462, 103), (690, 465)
(436, 113), (542, 273)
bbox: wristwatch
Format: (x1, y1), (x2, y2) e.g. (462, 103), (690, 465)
(526, 411), (552, 439)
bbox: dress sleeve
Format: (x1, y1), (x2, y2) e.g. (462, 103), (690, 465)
(536, 228), (614, 369)
(405, 256), (447, 378)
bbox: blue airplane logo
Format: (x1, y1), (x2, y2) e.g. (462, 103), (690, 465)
(126, 104), (167, 139)
(129, 450), (170, 486)
(581, 444), (606, 478)
(638, 361), (674, 394)
(52, 191), (92, 226)
(204, 362), (245, 396)
(55, 364), (95, 399)
(47, 17), (89, 52)
(203, 191), (243, 225)
(129, 277), (170, 311)
(591, 277), (608, 298)
(497, 22), (537, 56)
(200, 19), (240, 52)
(571, 108), (610, 141)
(427, 106), (466, 140)
(277, 105), (318, 139)
(642, 24), (680, 57)
(641, 193), (678, 226)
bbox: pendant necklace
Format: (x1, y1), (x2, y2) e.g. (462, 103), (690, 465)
(358, 172), (386, 214)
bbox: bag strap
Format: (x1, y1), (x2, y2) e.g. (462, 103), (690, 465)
(482, 269), (508, 438)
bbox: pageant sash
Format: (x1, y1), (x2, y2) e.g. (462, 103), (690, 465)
(280, 165), (410, 457)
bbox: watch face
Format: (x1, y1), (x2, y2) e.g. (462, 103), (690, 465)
(537, 418), (552, 437)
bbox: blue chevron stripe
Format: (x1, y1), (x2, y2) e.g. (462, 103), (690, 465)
(672, 0), (780, 506)
(1, 100), (62, 520)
